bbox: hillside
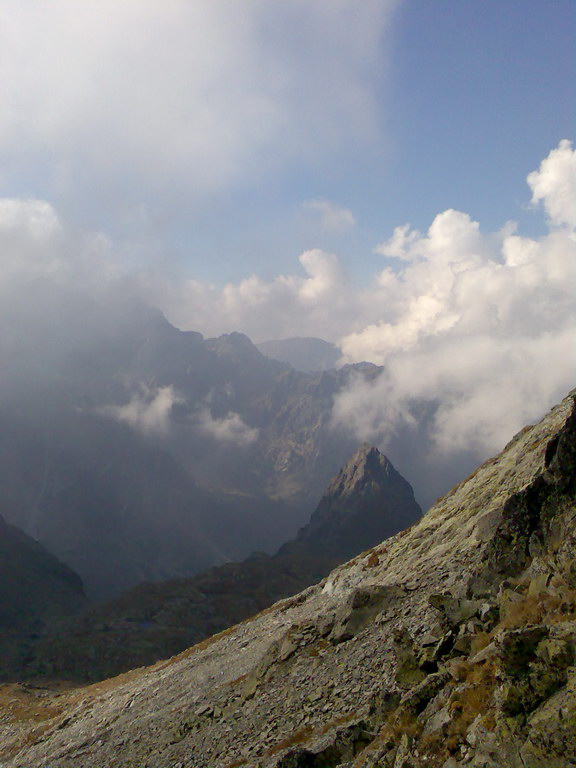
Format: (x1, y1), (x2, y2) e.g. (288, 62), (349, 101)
(1, 390), (574, 767)
(0, 514), (86, 678)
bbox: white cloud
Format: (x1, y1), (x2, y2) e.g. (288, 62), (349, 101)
(0, 1), (397, 210)
(0, 197), (120, 292)
(375, 223), (421, 259)
(196, 409), (258, 447)
(143, 248), (360, 342)
(303, 199), (357, 233)
(100, 386), (182, 436)
(332, 141), (576, 458)
(528, 139), (576, 228)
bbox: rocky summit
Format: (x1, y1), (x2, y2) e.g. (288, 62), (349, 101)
(0, 390), (575, 767)
(281, 443), (421, 562)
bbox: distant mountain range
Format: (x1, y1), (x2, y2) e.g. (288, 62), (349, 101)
(0, 286), (381, 600)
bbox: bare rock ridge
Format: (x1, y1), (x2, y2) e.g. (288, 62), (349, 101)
(8, 445), (420, 683)
(1, 389), (575, 767)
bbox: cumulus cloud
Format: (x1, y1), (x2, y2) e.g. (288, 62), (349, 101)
(196, 409), (259, 447)
(302, 199), (357, 233)
(333, 141), (576, 464)
(100, 387), (183, 437)
(0, 0), (396, 214)
(528, 139), (576, 228)
(143, 248), (360, 342)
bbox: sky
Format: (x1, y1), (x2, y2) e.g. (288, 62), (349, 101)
(0, 0), (575, 470)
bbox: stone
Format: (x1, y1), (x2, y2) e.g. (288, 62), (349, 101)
(496, 625), (549, 677)
(536, 638), (573, 668)
(428, 594), (483, 629)
(330, 585), (404, 644)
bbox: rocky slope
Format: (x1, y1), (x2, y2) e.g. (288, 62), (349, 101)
(1, 391), (574, 768)
(11, 445), (420, 683)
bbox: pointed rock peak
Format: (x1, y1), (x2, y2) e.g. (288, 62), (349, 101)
(328, 443), (395, 499)
(287, 441), (421, 561)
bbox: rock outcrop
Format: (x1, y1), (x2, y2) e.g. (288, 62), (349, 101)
(1, 390), (574, 768)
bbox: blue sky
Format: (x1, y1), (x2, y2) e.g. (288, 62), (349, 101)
(160, 0), (576, 283)
(148, 0), (576, 284)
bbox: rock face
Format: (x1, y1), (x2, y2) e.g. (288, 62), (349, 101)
(1, 390), (574, 768)
(12, 446), (419, 683)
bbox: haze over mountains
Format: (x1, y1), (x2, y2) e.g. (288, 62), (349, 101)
(0, 284), (396, 600)
(257, 337), (342, 373)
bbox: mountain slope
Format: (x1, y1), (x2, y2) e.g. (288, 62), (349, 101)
(0, 514), (85, 630)
(0, 514), (86, 678)
(3, 392), (573, 768)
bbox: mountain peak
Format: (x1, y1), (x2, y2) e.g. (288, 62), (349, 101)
(289, 443), (421, 561)
(325, 442), (395, 501)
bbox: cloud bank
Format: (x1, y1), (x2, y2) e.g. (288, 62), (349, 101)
(142, 141), (576, 467)
(0, 0), (396, 215)
(333, 142), (576, 457)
